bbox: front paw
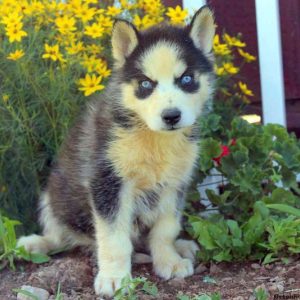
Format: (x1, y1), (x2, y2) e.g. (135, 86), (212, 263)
(94, 272), (130, 298)
(154, 257), (194, 280)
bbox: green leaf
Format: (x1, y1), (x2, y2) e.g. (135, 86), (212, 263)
(266, 204), (300, 217)
(197, 226), (217, 250)
(213, 250), (232, 262)
(199, 138), (222, 172)
(262, 253), (278, 265)
(199, 114), (222, 137)
(263, 123), (290, 141)
(254, 201), (269, 219)
(29, 253), (51, 264)
(231, 166), (264, 194)
(263, 188), (298, 206)
(206, 190), (231, 206)
(274, 140), (300, 170)
(226, 220), (242, 239)
(142, 281), (158, 296)
(254, 287), (268, 300)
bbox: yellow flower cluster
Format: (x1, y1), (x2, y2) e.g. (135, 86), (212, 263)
(0, 0), (171, 97)
(214, 33), (256, 76)
(214, 33), (256, 102)
(0, 0), (256, 99)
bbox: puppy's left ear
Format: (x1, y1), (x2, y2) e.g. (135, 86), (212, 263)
(112, 20), (139, 67)
(189, 6), (215, 54)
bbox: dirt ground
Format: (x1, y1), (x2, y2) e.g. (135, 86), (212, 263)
(1, 249), (299, 300)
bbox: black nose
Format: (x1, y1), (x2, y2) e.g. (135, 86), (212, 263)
(161, 108), (181, 126)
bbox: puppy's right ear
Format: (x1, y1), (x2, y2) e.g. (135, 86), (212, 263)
(112, 20), (139, 67)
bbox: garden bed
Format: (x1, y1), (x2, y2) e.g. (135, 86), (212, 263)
(1, 249), (299, 299)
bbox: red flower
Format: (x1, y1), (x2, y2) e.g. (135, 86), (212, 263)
(213, 145), (230, 166)
(212, 138), (237, 166)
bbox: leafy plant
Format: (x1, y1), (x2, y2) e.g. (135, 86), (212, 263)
(0, 213), (50, 270)
(253, 288), (268, 300)
(187, 116), (300, 263)
(114, 276), (158, 300)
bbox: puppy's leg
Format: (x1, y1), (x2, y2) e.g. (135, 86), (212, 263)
(17, 192), (68, 254)
(149, 189), (194, 280)
(92, 179), (134, 298)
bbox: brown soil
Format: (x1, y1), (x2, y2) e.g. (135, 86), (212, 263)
(1, 250), (299, 300)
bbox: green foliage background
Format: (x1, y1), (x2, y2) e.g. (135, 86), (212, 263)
(0, 52), (86, 232)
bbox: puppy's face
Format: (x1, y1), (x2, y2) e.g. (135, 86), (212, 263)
(112, 7), (215, 132)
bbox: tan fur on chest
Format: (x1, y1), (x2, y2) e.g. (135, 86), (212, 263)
(107, 126), (198, 190)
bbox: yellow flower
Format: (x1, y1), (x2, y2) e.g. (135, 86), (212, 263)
(2, 94), (9, 103)
(1, 12), (23, 25)
(73, 4), (96, 23)
(133, 14), (156, 30)
(142, 0), (164, 17)
(84, 23), (104, 39)
(55, 15), (77, 35)
(95, 61), (111, 78)
(7, 49), (25, 60)
(238, 49), (256, 63)
(96, 15), (113, 30)
(214, 65), (225, 76)
(166, 5), (188, 25)
(5, 23), (28, 43)
(224, 33), (246, 48)
(106, 6), (121, 17)
(18, 0), (33, 15)
(68, 0), (83, 12)
(213, 35), (231, 56)
(238, 81), (254, 97)
(78, 74), (105, 96)
(81, 54), (103, 72)
(42, 43), (65, 62)
(30, 1), (45, 15)
(84, 0), (98, 4)
(86, 44), (104, 56)
(223, 62), (239, 75)
(66, 41), (85, 55)
(214, 62), (239, 76)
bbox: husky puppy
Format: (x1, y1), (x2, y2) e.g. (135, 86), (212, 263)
(18, 6), (215, 298)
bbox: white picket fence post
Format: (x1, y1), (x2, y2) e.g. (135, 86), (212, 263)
(255, 0), (286, 126)
(183, 0), (206, 15)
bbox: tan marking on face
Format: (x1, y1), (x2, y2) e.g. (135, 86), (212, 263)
(139, 42), (186, 81)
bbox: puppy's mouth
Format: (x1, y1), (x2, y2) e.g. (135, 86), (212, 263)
(165, 125), (181, 131)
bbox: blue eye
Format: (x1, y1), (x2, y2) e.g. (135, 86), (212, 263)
(181, 75), (193, 85)
(140, 80), (153, 89)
